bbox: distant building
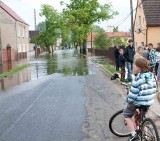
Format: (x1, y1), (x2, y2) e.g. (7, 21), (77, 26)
(87, 32), (131, 49)
(29, 30), (39, 51)
(0, 1), (29, 64)
(134, 0), (160, 48)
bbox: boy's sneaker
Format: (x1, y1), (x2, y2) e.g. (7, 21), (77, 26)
(128, 133), (139, 141)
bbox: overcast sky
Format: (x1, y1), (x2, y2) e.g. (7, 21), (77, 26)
(1, 0), (137, 31)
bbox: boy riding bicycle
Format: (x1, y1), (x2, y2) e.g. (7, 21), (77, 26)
(123, 57), (157, 141)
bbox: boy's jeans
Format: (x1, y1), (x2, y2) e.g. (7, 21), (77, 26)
(126, 62), (133, 82)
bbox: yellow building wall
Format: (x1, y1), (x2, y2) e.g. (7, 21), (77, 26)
(134, 0), (147, 49)
(147, 27), (160, 48)
(134, 0), (160, 49)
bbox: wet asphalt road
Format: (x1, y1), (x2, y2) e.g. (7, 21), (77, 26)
(0, 50), (129, 141)
(0, 74), (86, 141)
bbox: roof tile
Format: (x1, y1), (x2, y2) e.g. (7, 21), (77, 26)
(142, 0), (160, 26)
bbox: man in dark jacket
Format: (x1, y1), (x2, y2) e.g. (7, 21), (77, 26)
(114, 46), (120, 71)
(124, 39), (135, 82)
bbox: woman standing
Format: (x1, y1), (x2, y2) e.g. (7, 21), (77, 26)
(155, 44), (160, 75)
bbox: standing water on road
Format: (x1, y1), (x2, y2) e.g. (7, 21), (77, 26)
(0, 49), (89, 90)
(30, 49), (88, 79)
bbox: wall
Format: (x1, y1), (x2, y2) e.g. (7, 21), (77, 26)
(0, 8), (17, 61)
(0, 8), (29, 62)
(147, 27), (160, 47)
(134, 0), (147, 48)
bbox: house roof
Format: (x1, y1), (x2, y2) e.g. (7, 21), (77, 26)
(107, 32), (131, 38)
(0, 1), (28, 25)
(142, 0), (160, 26)
(87, 32), (131, 42)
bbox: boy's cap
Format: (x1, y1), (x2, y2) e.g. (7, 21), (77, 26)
(128, 39), (133, 43)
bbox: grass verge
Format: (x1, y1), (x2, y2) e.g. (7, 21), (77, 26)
(0, 64), (29, 79)
(92, 57), (117, 74)
(92, 57), (131, 87)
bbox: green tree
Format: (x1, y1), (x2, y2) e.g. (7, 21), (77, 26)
(36, 21), (46, 32)
(35, 4), (61, 53)
(91, 25), (105, 32)
(121, 37), (128, 46)
(94, 31), (112, 49)
(113, 36), (123, 46)
(62, 0), (118, 54)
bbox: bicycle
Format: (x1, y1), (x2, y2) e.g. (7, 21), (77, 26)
(109, 104), (159, 140)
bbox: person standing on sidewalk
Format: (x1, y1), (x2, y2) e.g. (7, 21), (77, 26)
(124, 39), (135, 82)
(119, 48), (126, 82)
(133, 46), (144, 75)
(114, 46), (120, 71)
(133, 46), (144, 63)
(142, 45), (149, 60)
(155, 44), (160, 75)
(148, 43), (156, 72)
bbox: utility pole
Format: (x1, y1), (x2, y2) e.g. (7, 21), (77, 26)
(130, 0), (134, 45)
(34, 9), (37, 30)
(91, 32), (92, 56)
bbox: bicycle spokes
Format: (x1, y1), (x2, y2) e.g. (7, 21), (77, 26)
(142, 121), (158, 141)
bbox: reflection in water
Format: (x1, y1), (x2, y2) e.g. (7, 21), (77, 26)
(30, 49), (88, 80)
(0, 49), (89, 90)
(0, 59), (31, 90)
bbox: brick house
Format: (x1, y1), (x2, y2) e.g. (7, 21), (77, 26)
(0, 1), (29, 64)
(134, 0), (160, 48)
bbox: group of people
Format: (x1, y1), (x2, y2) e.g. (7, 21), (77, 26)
(114, 39), (160, 82)
(114, 39), (160, 141)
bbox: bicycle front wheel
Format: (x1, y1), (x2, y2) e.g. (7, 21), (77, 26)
(109, 109), (130, 137)
(141, 118), (159, 141)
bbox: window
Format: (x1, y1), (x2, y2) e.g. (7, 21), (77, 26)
(18, 44), (21, 52)
(22, 28), (24, 38)
(136, 42), (138, 50)
(25, 29), (28, 38)
(17, 28), (20, 37)
(141, 42), (144, 47)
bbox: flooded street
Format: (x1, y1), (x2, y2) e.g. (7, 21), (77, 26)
(0, 49), (89, 90)
(0, 49), (89, 141)
(30, 49), (88, 80)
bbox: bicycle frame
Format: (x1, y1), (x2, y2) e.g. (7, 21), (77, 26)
(133, 107), (148, 130)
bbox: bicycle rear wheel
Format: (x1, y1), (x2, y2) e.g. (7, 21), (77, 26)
(141, 118), (159, 141)
(109, 109), (130, 137)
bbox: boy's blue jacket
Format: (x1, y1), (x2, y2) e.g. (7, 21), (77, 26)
(126, 72), (157, 106)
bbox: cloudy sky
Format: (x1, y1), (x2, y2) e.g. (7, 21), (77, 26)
(1, 0), (137, 31)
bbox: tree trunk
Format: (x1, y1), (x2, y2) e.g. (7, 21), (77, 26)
(80, 46), (82, 53)
(82, 40), (87, 54)
(46, 46), (51, 53)
(51, 46), (54, 53)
